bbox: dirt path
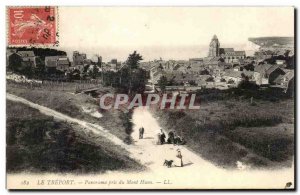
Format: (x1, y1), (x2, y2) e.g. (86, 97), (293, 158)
(7, 93), (218, 172)
(131, 106), (219, 172)
(7, 93), (294, 189)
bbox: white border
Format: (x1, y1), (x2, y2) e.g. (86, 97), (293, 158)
(1, 1), (298, 195)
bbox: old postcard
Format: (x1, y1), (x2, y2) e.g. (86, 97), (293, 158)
(6, 6), (295, 190)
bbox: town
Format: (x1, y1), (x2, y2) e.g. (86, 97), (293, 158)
(6, 35), (294, 98)
(6, 35), (295, 175)
(142, 35), (294, 96)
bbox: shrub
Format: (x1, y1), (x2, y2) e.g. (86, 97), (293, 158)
(206, 77), (214, 82)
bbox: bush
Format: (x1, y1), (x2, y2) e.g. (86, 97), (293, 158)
(206, 77), (214, 82)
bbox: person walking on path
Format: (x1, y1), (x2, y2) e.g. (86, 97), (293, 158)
(139, 127), (144, 139)
(160, 129), (166, 144)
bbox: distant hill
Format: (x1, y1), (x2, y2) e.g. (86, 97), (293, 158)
(248, 37), (294, 49)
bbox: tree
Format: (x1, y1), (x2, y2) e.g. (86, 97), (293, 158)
(158, 63), (164, 70)
(34, 57), (45, 78)
(244, 63), (255, 71)
(200, 69), (210, 75)
(126, 51), (143, 69)
(8, 53), (23, 72)
(83, 65), (90, 73)
(126, 51), (143, 94)
(188, 80), (197, 86)
(241, 73), (249, 82)
(70, 69), (81, 80)
(158, 76), (168, 92)
(238, 79), (258, 90)
(91, 65), (99, 79)
(206, 77), (214, 82)
(227, 79), (235, 84)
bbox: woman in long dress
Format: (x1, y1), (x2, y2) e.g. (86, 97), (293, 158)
(157, 133), (161, 145)
(176, 149), (183, 167)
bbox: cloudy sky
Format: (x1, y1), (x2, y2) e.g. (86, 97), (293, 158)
(58, 7), (294, 61)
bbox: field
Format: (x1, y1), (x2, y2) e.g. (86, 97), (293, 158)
(153, 95), (294, 168)
(6, 100), (144, 173)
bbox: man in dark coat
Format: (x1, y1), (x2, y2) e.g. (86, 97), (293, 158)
(167, 131), (175, 144)
(139, 127), (144, 139)
(160, 129), (166, 144)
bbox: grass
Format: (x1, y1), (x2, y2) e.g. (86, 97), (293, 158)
(195, 85), (293, 103)
(7, 82), (132, 142)
(153, 97), (294, 168)
(6, 100), (144, 173)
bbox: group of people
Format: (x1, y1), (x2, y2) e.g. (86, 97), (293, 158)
(157, 129), (186, 145)
(139, 127), (186, 146)
(138, 127), (185, 168)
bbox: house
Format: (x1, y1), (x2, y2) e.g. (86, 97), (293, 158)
(17, 50), (37, 67)
(189, 58), (203, 64)
(186, 63), (202, 74)
(254, 64), (285, 84)
(173, 64), (186, 73)
(17, 51), (36, 62)
(73, 51), (87, 65)
(172, 73), (198, 85)
(203, 56), (220, 65)
(212, 66), (225, 77)
(223, 70), (260, 86)
(57, 57), (70, 71)
(254, 50), (274, 60)
(273, 70), (294, 95)
(223, 70), (243, 85)
(45, 56), (70, 72)
(45, 56), (58, 70)
(83, 59), (92, 65)
(107, 60), (121, 72)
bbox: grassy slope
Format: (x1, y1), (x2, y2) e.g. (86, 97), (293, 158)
(154, 98), (294, 168)
(7, 100), (144, 173)
(7, 83), (131, 142)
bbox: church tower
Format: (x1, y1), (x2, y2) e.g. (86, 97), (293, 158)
(208, 35), (220, 57)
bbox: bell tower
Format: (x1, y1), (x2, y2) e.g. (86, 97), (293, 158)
(208, 35), (220, 57)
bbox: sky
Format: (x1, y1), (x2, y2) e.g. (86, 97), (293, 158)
(57, 7), (294, 62)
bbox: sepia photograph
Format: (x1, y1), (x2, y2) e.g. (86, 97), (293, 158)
(5, 6), (295, 190)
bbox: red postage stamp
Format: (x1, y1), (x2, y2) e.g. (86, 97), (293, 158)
(7, 6), (58, 46)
